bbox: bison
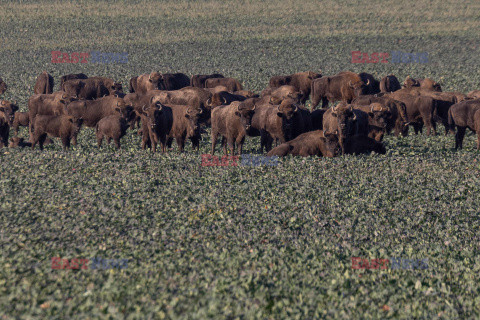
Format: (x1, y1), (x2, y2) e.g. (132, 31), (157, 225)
(359, 73), (380, 95)
(204, 77), (243, 92)
(0, 100), (19, 147)
(0, 77), (7, 95)
(139, 100), (172, 153)
(159, 73), (190, 90)
(403, 76), (442, 92)
(343, 135), (386, 155)
(269, 71), (322, 104)
(388, 92), (437, 135)
(96, 115), (130, 149)
(322, 103), (358, 152)
(467, 90), (480, 100)
(59, 73), (88, 89)
(34, 71), (54, 94)
(311, 71), (369, 109)
(353, 103), (391, 141)
(266, 130), (341, 158)
(62, 77), (122, 100)
(380, 75), (402, 93)
(12, 111), (29, 136)
(134, 72), (164, 94)
(8, 136), (52, 148)
(210, 100), (256, 155)
(28, 93), (69, 141)
(205, 91), (247, 109)
(191, 74), (224, 88)
(448, 99), (480, 149)
(31, 115), (83, 150)
(262, 85), (304, 105)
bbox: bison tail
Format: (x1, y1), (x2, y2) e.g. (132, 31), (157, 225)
(447, 108), (455, 133)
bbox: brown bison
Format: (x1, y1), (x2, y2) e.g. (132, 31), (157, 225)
(311, 71), (369, 109)
(448, 100), (480, 149)
(322, 103), (358, 152)
(205, 91), (247, 109)
(353, 103), (391, 141)
(351, 95), (408, 137)
(12, 111), (29, 136)
(139, 100), (173, 153)
(269, 71), (322, 104)
(262, 85), (304, 105)
(34, 71), (54, 94)
(31, 115), (83, 150)
(159, 73), (190, 90)
(267, 130), (340, 157)
(403, 76), (442, 92)
(311, 109), (326, 131)
(62, 77), (122, 100)
(210, 100), (256, 155)
(343, 135), (386, 155)
(66, 96), (133, 128)
(96, 115), (130, 149)
(0, 77), (7, 95)
(380, 75), (402, 93)
(0, 100), (19, 147)
(191, 74), (225, 88)
(359, 73), (380, 95)
(27, 93), (69, 141)
(204, 77), (243, 92)
(467, 90), (480, 100)
(130, 72), (163, 94)
(59, 73), (88, 89)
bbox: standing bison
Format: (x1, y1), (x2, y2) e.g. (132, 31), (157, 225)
(96, 115), (131, 149)
(159, 73), (190, 90)
(403, 76), (442, 92)
(0, 100), (18, 147)
(62, 77), (122, 100)
(31, 115), (83, 150)
(269, 71), (322, 104)
(359, 73), (380, 95)
(448, 100), (480, 149)
(12, 111), (30, 136)
(59, 73), (88, 90)
(139, 100), (172, 153)
(191, 74), (225, 88)
(311, 71), (369, 109)
(34, 71), (54, 94)
(210, 100), (256, 155)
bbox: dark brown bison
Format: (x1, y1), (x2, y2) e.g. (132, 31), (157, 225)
(267, 130), (341, 158)
(59, 73), (88, 89)
(34, 71), (54, 94)
(311, 109), (326, 130)
(353, 103), (391, 141)
(62, 77), (122, 100)
(448, 99), (480, 149)
(403, 76), (442, 92)
(359, 73), (380, 94)
(0, 101), (19, 147)
(210, 100), (256, 155)
(191, 74), (224, 88)
(269, 71), (322, 104)
(12, 111), (29, 136)
(249, 98), (302, 152)
(204, 77), (243, 92)
(388, 92), (438, 135)
(343, 135), (386, 155)
(311, 71), (369, 109)
(0, 77), (7, 95)
(31, 115), (83, 150)
(351, 95), (408, 137)
(205, 91), (247, 109)
(322, 103), (358, 152)
(96, 115), (130, 149)
(159, 73), (190, 90)
(380, 75), (401, 93)
(139, 100), (173, 153)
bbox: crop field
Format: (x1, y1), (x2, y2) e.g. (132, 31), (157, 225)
(1, 0), (480, 318)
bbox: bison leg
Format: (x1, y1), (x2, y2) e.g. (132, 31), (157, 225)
(114, 138), (121, 149)
(61, 137), (71, 150)
(210, 131), (219, 155)
(321, 97), (329, 109)
(96, 132), (103, 147)
(236, 135), (245, 155)
(38, 134), (47, 151)
(455, 126), (466, 150)
(176, 137), (185, 152)
(221, 136), (227, 155)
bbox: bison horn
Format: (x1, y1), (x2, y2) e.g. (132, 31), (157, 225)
(294, 105), (298, 112)
(276, 105), (281, 113)
(13, 100), (17, 105)
(365, 79), (370, 86)
(348, 80), (353, 87)
(252, 104), (256, 111)
(352, 113), (357, 121)
(222, 97), (227, 104)
(370, 105), (374, 113)
(206, 98), (211, 106)
(157, 104), (163, 111)
(237, 105), (241, 112)
(142, 105), (147, 112)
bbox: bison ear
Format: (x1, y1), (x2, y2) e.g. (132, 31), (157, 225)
(368, 112), (374, 117)
(235, 111), (241, 117)
(68, 118), (74, 123)
(276, 112), (283, 118)
(185, 111), (190, 118)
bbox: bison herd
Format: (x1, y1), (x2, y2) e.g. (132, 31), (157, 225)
(1, 70), (480, 157)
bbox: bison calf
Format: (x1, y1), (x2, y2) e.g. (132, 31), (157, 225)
(13, 111), (29, 136)
(96, 115), (130, 149)
(31, 115), (83, 150)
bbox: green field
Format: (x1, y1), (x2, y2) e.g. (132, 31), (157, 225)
(1, 0), (480, 318)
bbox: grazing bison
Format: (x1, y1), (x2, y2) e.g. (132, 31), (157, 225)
(12, 111), (29, 136)
(311, 71), (369, 109)
(59, 73), (88, 89)
(31, 115), (83, 150)
(190, 74), (224, 88)
(250, 98), (301, 152)
(343, 135), (386, 155)
(267, 130), (341, 158)
(159, 73), (190, 90)
(0, 77), (7, 95)
(352, 95), (408, 137)
(353, 103), (391, 141)
(322, 103), (358, 152)
(269, 71), (322, 104)
(66, 96), (133, 128)
(388, 92), (437, 135)
(448, 100), (480, 149)
(210, 100), (256, 155)
(0, 101), (19, 147)
(139, 100), (172, 153)
(380, 75), (401, 93)
(204, 77), (243, 92)
(96, 115), (130, 149)
(359, 73), (380, 94)
(34, 71), (54, 94)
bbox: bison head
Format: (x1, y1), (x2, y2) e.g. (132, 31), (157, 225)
(110, 82), (123, 94)
(277, 99), (299, 139)
(307, 71), (322, 80)
(0, 78), (7, 95)
(67, 116), (83, 133)
(185, 106), (203, 135)
(368, 103), (390, 128)
(331, 103), (357, 141)
(206, 93), (227, 108)
(349, 79), (369, 97)
(63, 80), (85, 98)
(403, 76), (419, 88)
(142, 101), (164, 130)
(320, 131), (341, 158)
(235, 101), (256, 131)
(148, 72), (163, 90)
(0, 100), (19, 125)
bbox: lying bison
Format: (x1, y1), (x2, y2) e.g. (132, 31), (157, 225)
(353, 103), (391, 141)
(210, 100), (256, 155)
(448, 99), (480, 149)
(311, 71), (368, 109)
(322, 103), (358, 152)
(34, 71), (54, 94)
(191, 74), (224, 88)
(343, 135), (386, 155)
(267, 130), (340, 157)
(31, 115), (83, 150)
